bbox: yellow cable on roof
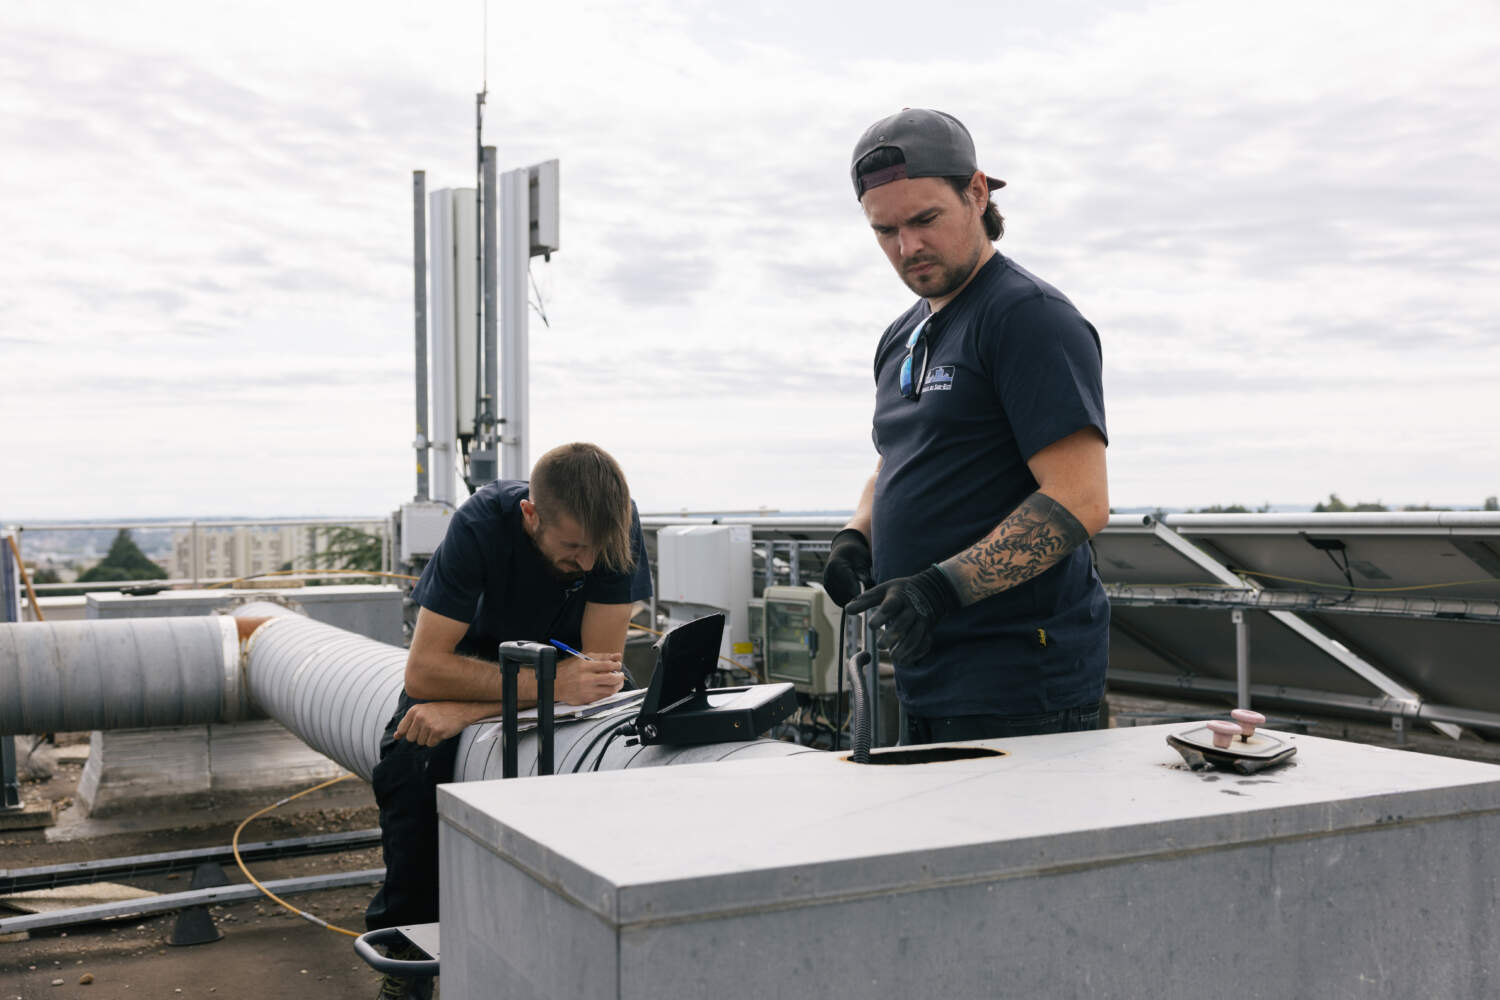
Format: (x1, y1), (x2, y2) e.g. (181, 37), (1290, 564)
(231, 773), (361, 938)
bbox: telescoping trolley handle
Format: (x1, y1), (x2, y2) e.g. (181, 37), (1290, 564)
(499, 641), (558, 778)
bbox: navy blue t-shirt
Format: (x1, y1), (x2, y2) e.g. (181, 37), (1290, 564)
(410, 480), (653, 661)
(870, 252), (1109, 716)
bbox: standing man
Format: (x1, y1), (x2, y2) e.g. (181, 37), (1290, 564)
(826, 109), (1110, 744)
(366, 442), (652, 1000)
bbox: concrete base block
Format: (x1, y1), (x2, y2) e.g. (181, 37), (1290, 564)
(205, 720), (346, 794)
(77, 728), (209, 816)
(76, 720), (344, 817)
(0, 800), (56, 831)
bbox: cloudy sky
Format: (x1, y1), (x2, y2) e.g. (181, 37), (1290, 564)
(3, 0), (1497, 519)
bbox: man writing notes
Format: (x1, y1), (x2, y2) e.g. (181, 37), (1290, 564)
(366, 442), (651, 1000)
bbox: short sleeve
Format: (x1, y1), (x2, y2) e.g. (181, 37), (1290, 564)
(410, 514), (487, 623)
(986, 294), (1107, 459)
(583, 502), (654, 605)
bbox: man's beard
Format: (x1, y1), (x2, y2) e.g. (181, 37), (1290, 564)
(547, 562), (586, 585)
(525, 528), (586, 584)
(900, 246), (981, 299)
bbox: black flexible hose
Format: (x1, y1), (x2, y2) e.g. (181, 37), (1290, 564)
(836, 607), (846, 750)
(589, 719), (637, 772)
(570, 714), (636, 774)
(847, 650), (872, 764)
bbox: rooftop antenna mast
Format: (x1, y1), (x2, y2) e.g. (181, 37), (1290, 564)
(468, 0), (499, 487)
(421, 0), (556, 493)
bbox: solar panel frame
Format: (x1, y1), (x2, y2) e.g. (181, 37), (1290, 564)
(1096, 512), (1500, 733)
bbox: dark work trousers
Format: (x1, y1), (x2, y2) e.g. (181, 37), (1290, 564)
(364, 695), (460, 931)
(902, 702), (1103, 745)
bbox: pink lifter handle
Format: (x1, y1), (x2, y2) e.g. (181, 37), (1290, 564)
(1231, 709), (1266, 740)
(1207, 720), (1242, 749)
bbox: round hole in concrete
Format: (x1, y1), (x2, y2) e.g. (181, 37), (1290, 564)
(843, 746), (1008, 765)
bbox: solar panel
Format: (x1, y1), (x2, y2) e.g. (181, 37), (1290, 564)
(1096, 512), (1500, 736)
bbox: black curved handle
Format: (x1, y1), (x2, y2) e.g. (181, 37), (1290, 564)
(353, 926), (440, 976)
(847, 650), (873, 764)
(499, 641), (559, 777)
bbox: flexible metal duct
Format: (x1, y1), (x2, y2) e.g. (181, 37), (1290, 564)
(240, 603), (807, 780)
(238, 601), (406, 783)
(0, 616), (244, 734)
(236, 600), (807, 780)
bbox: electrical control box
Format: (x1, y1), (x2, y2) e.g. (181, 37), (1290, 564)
(399, 501), (455, 563)
(762, 583), (844, 695)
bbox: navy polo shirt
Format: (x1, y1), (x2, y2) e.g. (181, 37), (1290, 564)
(870, 252), (1109, 717)
(411, 480), (653, 660)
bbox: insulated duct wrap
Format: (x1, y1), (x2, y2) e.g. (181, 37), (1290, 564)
(453, 713), (811, 782)
(239, 603), (406, 783)
(0, 616), (244, 735)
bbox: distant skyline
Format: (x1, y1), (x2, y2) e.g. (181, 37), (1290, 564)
(4, 0), (1497, 519)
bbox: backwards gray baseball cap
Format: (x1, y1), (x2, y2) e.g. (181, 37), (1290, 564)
(851, 108), (1005, 200)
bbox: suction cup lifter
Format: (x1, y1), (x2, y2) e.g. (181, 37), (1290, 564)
(499, 641), (558, 778)
(841, 594), (885, 763)
(847, 650), (873, 764)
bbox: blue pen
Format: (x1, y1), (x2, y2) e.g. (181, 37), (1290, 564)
(548, 639), (592, 660)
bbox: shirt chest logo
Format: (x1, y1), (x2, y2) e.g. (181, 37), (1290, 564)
(921, 365), (955, 392)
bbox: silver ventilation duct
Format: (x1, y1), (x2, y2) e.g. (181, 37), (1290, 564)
(0, 615), (245, 734)
(0, 605), (806, 783)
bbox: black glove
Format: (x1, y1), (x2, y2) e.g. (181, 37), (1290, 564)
(844, 564), (962, 666)
(823, 528), (874, 607)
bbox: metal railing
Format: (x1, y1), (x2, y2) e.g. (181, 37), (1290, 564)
(5, 517), (393, 593)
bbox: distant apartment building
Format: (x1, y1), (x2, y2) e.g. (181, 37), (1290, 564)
(169, 524), (367, 583)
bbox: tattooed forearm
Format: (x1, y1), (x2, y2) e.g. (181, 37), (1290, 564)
(938, 492), (1091, 606)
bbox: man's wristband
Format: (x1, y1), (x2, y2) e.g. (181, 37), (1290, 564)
(915, 564), (963, 618)
(830, 527), (870, 551)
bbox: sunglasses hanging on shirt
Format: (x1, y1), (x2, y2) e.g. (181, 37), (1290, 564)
(899, 314), (935, 400)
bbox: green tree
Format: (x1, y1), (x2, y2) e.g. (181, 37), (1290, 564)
(76, 530), (168, 583)
(1485, 496), (1498, 511)
(1192, 504), (1250, 513)
(308, 526), (384, 580)
(53, 530), (169, 595)
(1313, 494), (1388, 513)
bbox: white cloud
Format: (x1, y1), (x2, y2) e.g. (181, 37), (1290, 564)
(2, 0), (1497, 518)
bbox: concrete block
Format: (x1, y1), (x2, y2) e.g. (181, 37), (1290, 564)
(439, 724), (1500, 1000)
(75, 721), (343, 816)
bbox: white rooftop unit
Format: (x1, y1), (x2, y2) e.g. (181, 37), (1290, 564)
(656, 524), (753, 669)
